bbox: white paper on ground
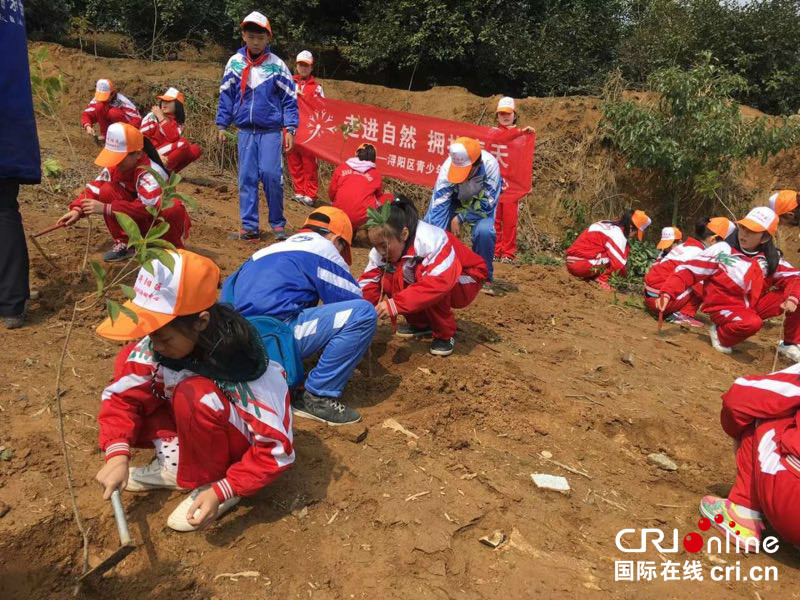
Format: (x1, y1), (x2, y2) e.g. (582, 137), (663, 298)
(531, 473), (571, 493)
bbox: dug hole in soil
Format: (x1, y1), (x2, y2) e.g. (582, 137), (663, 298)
(2, 43), (800, 599)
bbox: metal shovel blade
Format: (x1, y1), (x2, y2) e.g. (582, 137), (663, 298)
(78, 542), (136, 585)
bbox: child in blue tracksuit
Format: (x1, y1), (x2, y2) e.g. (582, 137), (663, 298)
(424, 136), (503, 293)
(222, 207), (377, 426)
(216, 11), (299, 241)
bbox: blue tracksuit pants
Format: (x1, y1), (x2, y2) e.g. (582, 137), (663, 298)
(238, 129), (286, 232)
(289, 299), (377, 398)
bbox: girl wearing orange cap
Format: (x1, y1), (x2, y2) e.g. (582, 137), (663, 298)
(360, 196), (488, 357)
(56, 122), (191, 262)
(81, 79), (141, 141)
(643, 218), (733, 326)
(769, 190), (799, 225)
(93, 249), (294, 532)
(288, 50), (324, 207)
(565, 209), (651, 290)
(140, 87), (203, 173)
(656, 207), (800, 354)
(492, 96), (534, 263)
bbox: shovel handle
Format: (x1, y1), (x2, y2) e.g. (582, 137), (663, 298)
(31, 222), (66, 239)
(657, 309), (664, 333)
(110, 490), (132, 546)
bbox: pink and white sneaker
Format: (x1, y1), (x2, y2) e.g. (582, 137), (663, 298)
(671, 312), (704, 328)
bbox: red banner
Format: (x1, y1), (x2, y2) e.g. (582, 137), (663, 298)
(295, 95), (536, 203)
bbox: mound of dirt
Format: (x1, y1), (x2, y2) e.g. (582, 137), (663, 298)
(4, 43), (800, 599)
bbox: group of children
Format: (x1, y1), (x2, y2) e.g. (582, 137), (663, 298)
(565, 192), (800, 550)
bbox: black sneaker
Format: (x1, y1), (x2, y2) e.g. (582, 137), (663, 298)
(430, 337), (455, 356)
(396, 323), (433, 338)
(103, 242), (134, 262)
(3, 314), (24, 329)
(273, 227), (289, 241)
(227, 229), (261, 241)
(481, 282), (496, 296)
(292, 391), (361, 426)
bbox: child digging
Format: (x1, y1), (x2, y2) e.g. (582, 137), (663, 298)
(94, 250), (294, 532)
(140, 87), (203, 173)
(82, 79), (141, 142)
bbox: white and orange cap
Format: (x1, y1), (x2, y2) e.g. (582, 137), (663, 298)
(296, 50), (314, 65)
(657, 226), (682, 250)
(95, 123), (143, 168)
(447, 137), (482, 184)
(96, 250), (220, 341)
(738, 206), (778, 236)
(706, 216), (735, 239)
(768, 190), (798, 216)
(241, 11), (272, 34)
(631, 210), (651, 241)
(496, 96), (515, 114)
(157, 87), (185, 104)
(94, 79), (113, 102)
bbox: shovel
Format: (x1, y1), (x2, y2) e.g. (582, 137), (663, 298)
(78, 490), (136, 586)
(657, 309), (664, 335)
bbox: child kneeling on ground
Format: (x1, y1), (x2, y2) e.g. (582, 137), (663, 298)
(94, 250), (294, 532)
(140, 87), (203, 173)
(360, 196), (488, 357)
(57, 122), (191, 262)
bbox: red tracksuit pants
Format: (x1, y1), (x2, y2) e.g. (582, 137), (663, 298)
(494, 200), (519, 259)
(287, 147), (319, 199)
(95, 106), (131, 138)
(708, 290), (800, 347)
(728, 419), (800, 545)
(404, 268), (486, 340)
(98, 181), (190, 248)
(118, 374), (250, 491)
(163, 142), (203, 173)
(566, 257), (615, 285)
(644, 286), (702, 318)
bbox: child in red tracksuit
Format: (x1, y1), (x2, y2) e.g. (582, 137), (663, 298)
(492, 97), (534, 263)
(643, 217), (734, 326)
(140, 87), (203, 173)
(699, 363), (800, 549)
(359, 196), (488, 357)
(82, 79), (141, 141)
(329, 143), (385, 229)
(656, 207), (800, 356)
(93, 249), (294, 532)
(57, 123), (190, 263)
(288, 50), (324, 207)
(565, 209), (651, 290)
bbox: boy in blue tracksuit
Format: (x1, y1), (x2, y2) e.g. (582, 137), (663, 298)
(222, 207), (377, 426)
(424, 136), (503, 293)
(216, 11), (299, 241)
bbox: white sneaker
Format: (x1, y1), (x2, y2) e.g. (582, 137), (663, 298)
(709, 324), (732, 354)
(778, 341), (800, 363)
(166, 486), (241, 532)
(300, 195), (315, 207)
(125, 458), (184, 492)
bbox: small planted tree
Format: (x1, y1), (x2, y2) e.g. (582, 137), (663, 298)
(602, 54), (800, 224)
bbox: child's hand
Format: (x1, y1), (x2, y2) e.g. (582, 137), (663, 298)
(782, 296), (799, 313)
(57, 209), (82, 226)
(186, 487), (220, 530)
(80, 199), (105, 216)
(217, 129), (227, 143)
(152, 106), (165, 121)
(450, 215), (461, 236)
(521, 126), (536, 134)
(95, 455), (130, 500)
(284, 130), (295, 153)
(655, 294), (670, 313)
(376, 300), (391, 320)
(84, 124), (95, 136)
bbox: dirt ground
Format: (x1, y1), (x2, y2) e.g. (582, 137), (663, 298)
(2, 43), (800, 600)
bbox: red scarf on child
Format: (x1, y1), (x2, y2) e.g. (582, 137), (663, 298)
(240, 50), (269, 97)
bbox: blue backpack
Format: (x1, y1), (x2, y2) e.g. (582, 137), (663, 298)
(220, 270), (304, 389)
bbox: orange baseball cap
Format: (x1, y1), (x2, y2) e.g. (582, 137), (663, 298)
(302, 206), (354, 264)
(96, 250), (220, 341)
(447, 137), (482, 184)
(241, 11), (272, 35)
(95, 123), (144, 168)
(157, 87), (185, 104)
(94, 79), (113, 102)
(738, 206), (778, 236)
(496, 97), (515, 114)
(631, 210), (651, 241)
(657, 226), (682, 250)
(768, 190), (798, 216)
(706, 217), (735, 240)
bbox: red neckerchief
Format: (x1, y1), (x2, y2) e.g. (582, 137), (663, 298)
(241, 50), (269, 97)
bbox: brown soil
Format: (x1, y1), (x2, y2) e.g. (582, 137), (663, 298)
(3, 43), (800, 599)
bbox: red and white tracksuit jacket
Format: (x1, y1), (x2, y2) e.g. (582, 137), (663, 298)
(718, 364), (800, 544)
(99, 338), (295, 503)
(288, 75), (324, 199)
(358, 221), (488, 339)
(69, 154), (190, 248)
(660, 242), (800, 347)
(81, 93), (142, 136)
(328, 158), (384, 229)
(565, 221), (628, 284)
(140, 113), (203, 173)
(643, 237), (705, 316)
